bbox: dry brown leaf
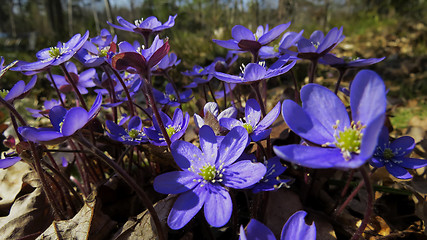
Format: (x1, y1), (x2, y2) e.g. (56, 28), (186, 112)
(0, 161), (31, 211)
(113, 195), (176, 240)
(36, 191), (116, 240)
(0, 170), (53, 239)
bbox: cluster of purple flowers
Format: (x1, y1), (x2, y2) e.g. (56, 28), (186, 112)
(0, 11), (425, 240)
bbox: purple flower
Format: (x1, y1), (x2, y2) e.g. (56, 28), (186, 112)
(76, 29), (117, 67)
(46, 62), (96, 94)
(108, 15), (177, 39)
(1, 75), (37, 103)
(106, 116), (148, 145)
(212, 51), (239, 73)
(18, 93), (102, 145)
(182, 63), (216, 88)
(239, 211), (316, 240)
(153, 83), (192, 107)
(214, 59), (296, 84)
(259, 30), (304, 59)
(297, 27), (344, 60)
(319, 54), (385, 70)
(213, 23), (291, 55)
(194, 102), (237, 129)
(274, 70), (387, 169)
(0, 57), (18, 79)
(251, 156), (290, 194)
(152, 53), (181, 74)
(143, 108), (189, 146)
(370, 127), (427, 179)
(12, 31), (89, 73)
(220, 99), (281, 142)
(111, 36), (170, 76)
(0, 153), (21, 169)
(26, 95), (65, 118)
(154, 125), (266, 229)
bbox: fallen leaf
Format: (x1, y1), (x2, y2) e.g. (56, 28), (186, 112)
(36, 191), (116, 240)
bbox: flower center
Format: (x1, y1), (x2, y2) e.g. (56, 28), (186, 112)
(134, 18), (144, 26)
(0, 89), (9, 98)
(197, 68), (204, 74)
(98, 47), (109, 57)
(324, 120), (365, 161)
(382, 148), (395, 160)
(168, 94), (176, 101)
(128, 129), (140, 139)
(166, 126), (180, 137)
(198, 164), (217, 181)
(243, 123), (253, 134)
(48, 47), (62, 58)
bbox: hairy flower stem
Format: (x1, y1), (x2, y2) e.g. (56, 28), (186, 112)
(335, 167), (377, 216)
(308, 59), (319, 83)
(60, 63), (88, 110)
(141, 76), (172, 148)
(340, 169), (355, 198)
(207, 81), (218, 106)
(334, 69), (347, 95)
(73, 134), (166, 240)
(101, 65), (118, 122)
(29, 142), (66, 220)
(222, 82), (227, 109)
(350, 166), (374, 240)
(47, 69), (66, 107)
(289, 69), (300, 103)
(250, 82), (272, 159)
(108, 65), (137, 117)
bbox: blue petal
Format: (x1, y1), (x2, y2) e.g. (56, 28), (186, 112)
(297, 38), (316, 53)
(274, 145), (366, 169)
(390, 136), (415, 157)
(282, 100), (334, 145)
(199, 125), (218, 166)
(88, 93), (103, 120)
(128, 116), (142, 131)
(219, 118), (244, 130)
(19, 127), (64, 143)
(301, 83), (350, 132)
(369, 157), (384, 168)
(385, 163), (412, 179)
(359, 114), (385, 161)
(171, 140), (204, 170)
(204, 184), (232, 227)
(222, 160), (266, 189)
(258, 22), (291, 45)
(243, 63), (267, 82)
(245, 99), (261, 127)
(5, 80), (25, 101)
(350, 70), (386, 126)
(244, 219), (276, 240)
(49, 106), (67, 131)
(212, 39), (240, 50)
(281, 211), (316, 240)
(217, 126), (248, 167)
(396, 157), (427, 169)
(257, 101), (281, 130)
(251, 129), (272, 142)
(61, 107), (89, 136)
(106, 120), (127, 136)
(214, 71), (242, 83)
(167, 184), (207, 230)
(0, 156), (21, 169)
(232, 25), (255, 41)
(153, 171), (200, 194)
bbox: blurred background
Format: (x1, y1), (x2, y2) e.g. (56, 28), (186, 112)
(0, 0), (426, 130)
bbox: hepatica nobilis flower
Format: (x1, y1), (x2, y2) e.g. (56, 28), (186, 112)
(296, 27), (344, 60)
(274, 70), (387, 169)
(194, 102), (237, 129)
(319, 53), (385, 70)
(18, 93), (102, 144)
(143, 108), (189, 146)
(213, 23), (290, 55)
(1, 75), (37, 103)
(76, 29), (117, 67)
(153, 83), (192, 107)
(108, 15), (177, 39)
(154, 126), (266, 229)
(220, 99), (281, 142)
(214, 59), (296, 84)
(251, 156), (290, 194)
(26, 95), (65, 118)
(239, 211), (316, 240)
(106, 116), (148, 145)
(12, 31), (89, 73)
(370, 127), (427, 179)
(46, 62), (96, 94)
